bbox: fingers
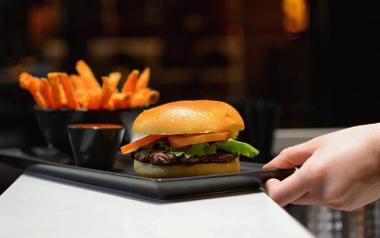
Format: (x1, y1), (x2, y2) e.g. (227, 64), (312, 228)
(265, 169), (308, 206)
(264, 139), (323, 206)
(291, 192), (318, 205)
(263, 141), (317, 170)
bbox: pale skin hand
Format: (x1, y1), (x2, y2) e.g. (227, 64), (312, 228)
(263, 123), (380, 211)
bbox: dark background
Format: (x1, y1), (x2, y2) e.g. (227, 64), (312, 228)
(1, 0), (380, 149)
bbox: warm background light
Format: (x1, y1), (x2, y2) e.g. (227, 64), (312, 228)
(282, 0), (309, 33)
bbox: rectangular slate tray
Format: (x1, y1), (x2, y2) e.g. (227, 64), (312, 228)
(0, 147), (294, 200)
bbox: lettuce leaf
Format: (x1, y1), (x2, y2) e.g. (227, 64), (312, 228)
(156, 139), (259, 159)
(215, 139), (259, 158)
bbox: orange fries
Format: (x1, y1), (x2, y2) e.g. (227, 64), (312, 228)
(19, 72), (48, 109)
(19, 60), (160, 110)
(122, 70), (139, 94)
(39, 78), (55, 109)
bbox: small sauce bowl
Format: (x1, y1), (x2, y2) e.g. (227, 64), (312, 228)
(67, 124), (125, 170)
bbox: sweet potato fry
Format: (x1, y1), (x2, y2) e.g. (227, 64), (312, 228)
(47, 72), (60, 78)
(100, 76), (115, 109)
(19, 73), (48, 108)
(19, 72), (32, 90)
(59, 73), (79, 110)
(136, 67), (150, 91)
(70, 74), (85, 91)
(40, 78), (56, 109)
(111, 95), (123, 109)
(87, 92), (101, 110)
(70, 74), (88, 107)
(60, 86), (68, 107)
(30, 90), (47, 109)
(147, 89), (160, 104)
(111, 92), (132, 109)
(122, 70), (139, 94)
(131, 88), (159, 107)
(33, 79), (48, 109)
(75, 59), (101, 92)
(48, 74), (65, 108)
(71, 74), (97, 94)
(19, 72), (39, 91)
(75, 90), (89, 108)
(108, 72), (121, 90)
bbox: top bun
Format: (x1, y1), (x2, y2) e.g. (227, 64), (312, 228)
(132, 100), (244, 135)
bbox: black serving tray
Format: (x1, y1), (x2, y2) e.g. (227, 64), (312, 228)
(0, 147), (294, 200)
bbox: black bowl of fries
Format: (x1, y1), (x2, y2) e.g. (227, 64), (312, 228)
(20, 60), (159, 156)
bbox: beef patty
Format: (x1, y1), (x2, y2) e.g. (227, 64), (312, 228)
(133, 149), (236, 166)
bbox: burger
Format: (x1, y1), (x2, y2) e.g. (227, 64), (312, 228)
(120, 100), (259, 178)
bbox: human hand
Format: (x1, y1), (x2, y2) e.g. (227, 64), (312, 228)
(263, 124), (380, 211)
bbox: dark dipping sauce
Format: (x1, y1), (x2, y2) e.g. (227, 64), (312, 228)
(133, 149), (236, 166)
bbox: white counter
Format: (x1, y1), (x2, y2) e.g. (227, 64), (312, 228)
(0, 172), (313, 238)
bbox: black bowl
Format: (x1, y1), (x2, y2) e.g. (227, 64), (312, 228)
(68, 124), (125, 170)
(34, 108), (142, 155)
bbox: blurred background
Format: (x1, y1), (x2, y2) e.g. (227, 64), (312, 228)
(1, 0), (380, 237)
(1, 0), (380, 148)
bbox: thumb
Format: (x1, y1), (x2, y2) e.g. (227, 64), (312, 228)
(264, 141), (316, 170)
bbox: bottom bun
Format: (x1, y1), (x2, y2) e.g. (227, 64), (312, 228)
(134, 157), (240, 178)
